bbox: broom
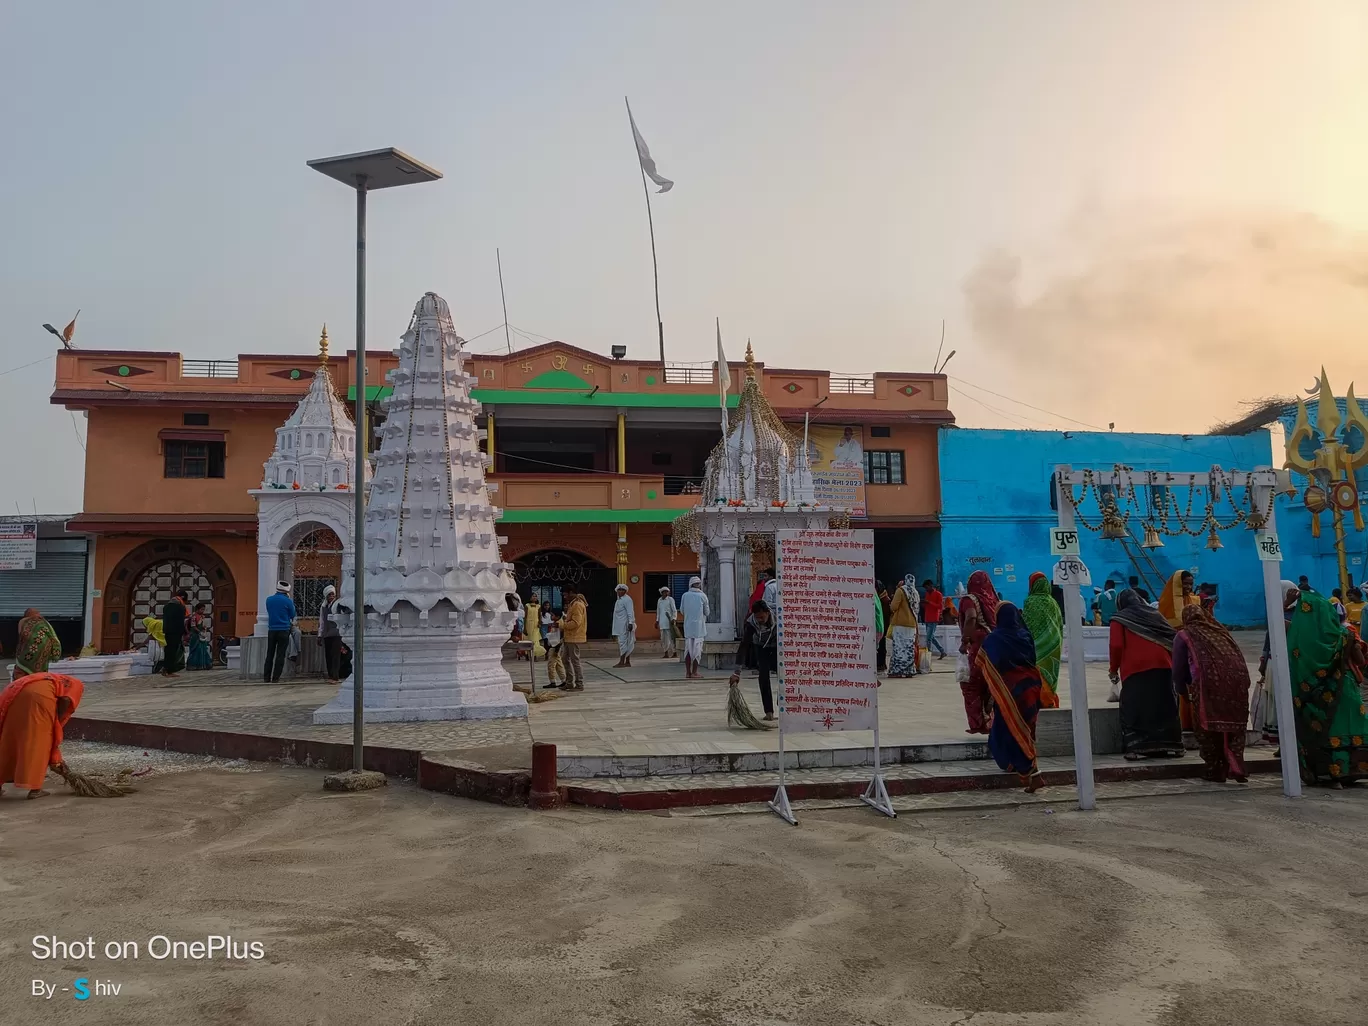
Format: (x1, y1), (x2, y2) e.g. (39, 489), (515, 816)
(727, 676), (776, 730)
(55, 763), (136, 798)
(513, 684), (564, 704)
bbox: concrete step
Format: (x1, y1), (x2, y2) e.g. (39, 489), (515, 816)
(561, 753), (1284, 811)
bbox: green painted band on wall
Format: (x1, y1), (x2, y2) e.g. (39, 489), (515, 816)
(496, 508), (685, 524)
(473, 389), (740, 409)
(347, 385), (394, 401)
(349, 385), (740, 409)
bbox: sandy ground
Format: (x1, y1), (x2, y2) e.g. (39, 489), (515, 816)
(2, 757), (1365, 1026)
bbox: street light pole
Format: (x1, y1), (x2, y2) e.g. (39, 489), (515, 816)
(307, 148), (442, 774)
(352, 175), (367, 772)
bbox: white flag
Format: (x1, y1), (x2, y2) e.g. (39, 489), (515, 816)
(717, 319), (730, 406)
(627, 100), (674, 193)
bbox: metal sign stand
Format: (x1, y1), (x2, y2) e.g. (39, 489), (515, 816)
(767, 707), (797, 825)
(860, 716), (896, 818)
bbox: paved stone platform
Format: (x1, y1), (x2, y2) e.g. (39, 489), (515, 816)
(67, 636), (1268, 783)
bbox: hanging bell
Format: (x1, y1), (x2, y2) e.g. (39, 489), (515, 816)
(1099, 501), (1127, 541)
(1141, 523), (1164, 550)
(1205, 524), (1224, 551)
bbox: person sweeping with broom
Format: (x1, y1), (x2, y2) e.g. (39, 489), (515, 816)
(726, 600), (779, 729)
(0, 671), (84, 799)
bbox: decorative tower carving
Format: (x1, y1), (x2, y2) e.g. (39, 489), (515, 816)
(312, 293), (527, 723)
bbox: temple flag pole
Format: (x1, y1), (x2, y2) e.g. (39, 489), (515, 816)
(626, 97), (672, 368)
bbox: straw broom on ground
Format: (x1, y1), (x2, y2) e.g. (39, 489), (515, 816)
(55, 763), (136, 798)
(727, 673), (776, 730)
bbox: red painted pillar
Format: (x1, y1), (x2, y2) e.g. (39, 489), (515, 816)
(529, 741), (558, 809)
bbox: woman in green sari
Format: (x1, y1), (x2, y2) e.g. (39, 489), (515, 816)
(13, 609), (61, 681)
(1287, 590), (1368, 786)
(1023, 573), (1062, 707)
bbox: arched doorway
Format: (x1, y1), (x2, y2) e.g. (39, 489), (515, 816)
(103, 540), (237, 652)
(278, 523), (344, 631)
(512, 549), (616, 639)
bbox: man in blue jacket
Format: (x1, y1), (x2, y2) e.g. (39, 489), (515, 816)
(263, 581), (297, 683)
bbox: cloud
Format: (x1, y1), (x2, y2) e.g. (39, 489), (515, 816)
(962, 209), (1368, 431)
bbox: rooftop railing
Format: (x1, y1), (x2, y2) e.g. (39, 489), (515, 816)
(829, 373), (875, 394)
(662, 362), (714, 385)
(182, 359), (239, 379)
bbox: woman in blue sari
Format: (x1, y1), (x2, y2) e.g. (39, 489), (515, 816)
(186, 602), (213, 670)
(976, 601), (1047, 793)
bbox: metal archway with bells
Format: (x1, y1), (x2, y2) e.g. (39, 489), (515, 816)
(1055, 465), (1301, 809)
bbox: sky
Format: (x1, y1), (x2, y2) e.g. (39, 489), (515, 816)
(2, 1), (1366, 512)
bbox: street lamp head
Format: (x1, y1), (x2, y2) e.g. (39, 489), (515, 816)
(307, 147), (442, 190)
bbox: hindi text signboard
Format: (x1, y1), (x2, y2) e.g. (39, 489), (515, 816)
(0, 522), (38, 571)
(776, 528), (878, 734)
(1255, 531), (1282, 562)
(1050, 528), (1081, 557)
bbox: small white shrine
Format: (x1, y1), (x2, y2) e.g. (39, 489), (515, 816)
(673, 345), (847, 644)
(312, 292), (526, 724)
(249, 327), (365, 642)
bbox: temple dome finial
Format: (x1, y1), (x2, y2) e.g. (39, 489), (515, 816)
(744, 340), (755, 378)
(319, 323), (329, 365)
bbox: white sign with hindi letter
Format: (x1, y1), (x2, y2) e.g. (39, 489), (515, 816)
(0, 522), (38, 571)
(1050, 528), (1081, 557)
(1053, 557), (1092, 588)
(1255, 531), (1282, 562)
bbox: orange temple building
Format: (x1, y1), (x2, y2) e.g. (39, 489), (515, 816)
(53, 338), (951, 649)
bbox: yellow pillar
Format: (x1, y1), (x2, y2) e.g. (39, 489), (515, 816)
(616, 412), (626, 473)
(486, 412), (496, 470)
(617, 523), (629, 586)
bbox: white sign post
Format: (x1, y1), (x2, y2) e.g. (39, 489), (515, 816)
(772, 528), (886, 825)
(0, 522), (37, 571)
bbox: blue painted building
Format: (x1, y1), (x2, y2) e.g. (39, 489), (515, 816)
(935, 427), (1275, 626)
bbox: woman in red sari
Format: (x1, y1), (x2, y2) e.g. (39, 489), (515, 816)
(1172, 605), (1250, 782)
(958, 570), (1000, 734)
(0, 672), (84, 799)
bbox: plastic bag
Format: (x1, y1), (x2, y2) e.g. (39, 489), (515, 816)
(919, 651), (933, 674)
(1107, 677), (1122, 703)
(955, 652), (970, 683)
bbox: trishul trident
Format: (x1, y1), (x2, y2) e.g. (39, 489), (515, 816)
(1284, 368), (1368, 594)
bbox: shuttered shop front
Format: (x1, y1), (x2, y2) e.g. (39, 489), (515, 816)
(0, 538), (88, 618)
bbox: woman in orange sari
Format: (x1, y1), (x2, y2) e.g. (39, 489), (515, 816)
(958, 570), (1000, 734)
(0, 672), (84, 799)
(1159, 570), (1202, 730)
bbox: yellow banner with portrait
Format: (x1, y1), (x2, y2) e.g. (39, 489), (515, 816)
(807, 425), (866, 516)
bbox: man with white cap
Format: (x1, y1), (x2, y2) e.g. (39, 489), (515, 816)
(678, 576), (710, 679)
(263, 581), (297, 683)
(656, 585), (679, 659)
(611, 583), (637, 667)
(318, 583), (343, 683)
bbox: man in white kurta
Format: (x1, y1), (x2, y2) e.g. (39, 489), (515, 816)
(679, 576), (710, 679)
(611, 583), (636, 667)
(656, 586), (678, 658)
(762, 576), (779, 618)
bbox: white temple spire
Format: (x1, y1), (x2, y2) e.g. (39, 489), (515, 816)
(313, 292), (526, 724)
